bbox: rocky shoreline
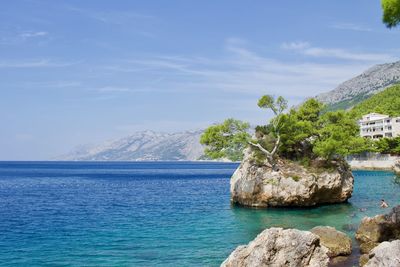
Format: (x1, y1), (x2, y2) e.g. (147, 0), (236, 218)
(221, 206), (400, 266)
(223, 147), (400, 266)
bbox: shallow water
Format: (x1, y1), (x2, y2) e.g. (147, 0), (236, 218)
(0, 162), (398, 266)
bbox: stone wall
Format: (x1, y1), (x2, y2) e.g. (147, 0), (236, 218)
(347, 153), (400, 171)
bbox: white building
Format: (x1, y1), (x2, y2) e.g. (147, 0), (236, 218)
(359, 113), (400, 139)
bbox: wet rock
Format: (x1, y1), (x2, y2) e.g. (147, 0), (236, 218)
(356, 205), (400, 264)
(310, 226), (352, 257)
(221, 227), (329, 267)
(356, 205), (400, 254)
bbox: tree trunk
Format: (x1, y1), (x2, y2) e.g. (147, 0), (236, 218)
(248, 134), (280, 171)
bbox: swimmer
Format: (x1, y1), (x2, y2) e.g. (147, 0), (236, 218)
(380, 199), (389, 208)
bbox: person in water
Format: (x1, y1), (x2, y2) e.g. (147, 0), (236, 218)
(381, 199), (389, 208)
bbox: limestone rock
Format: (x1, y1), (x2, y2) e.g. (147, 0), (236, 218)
(364, 240), (400, 267)
(310, 226), (352, 257)
(359, 254), (370, 267)
(221, 228), (329, 267)
(230, 149), (354, 207)
(356, 205), (400, 254)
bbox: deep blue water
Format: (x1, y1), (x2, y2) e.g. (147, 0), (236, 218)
(0, 162), (399, 266)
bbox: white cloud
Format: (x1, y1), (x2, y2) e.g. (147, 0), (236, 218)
(19, 31), (48, 39)
(281, 41), (395, 62)
(0, 31), (49, 45)
(96, 86), (132, 93)
(281, 41), (310, 50)
(100, 39), (382, 101)
(331, 23), (372, 32)
(0, 59), (80, 68)
(67, 6), (155, 25)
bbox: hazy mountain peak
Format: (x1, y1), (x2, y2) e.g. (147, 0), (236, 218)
(58, 130), (205, 161)
(315, 60), (400, 106)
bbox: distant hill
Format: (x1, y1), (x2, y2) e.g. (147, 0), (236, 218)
(315, 61), (400, 111)
(58, 130), (205, 161)
(350, 84), (400, 118)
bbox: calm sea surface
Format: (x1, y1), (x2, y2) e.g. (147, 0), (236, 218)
(0, 162), (399, 266)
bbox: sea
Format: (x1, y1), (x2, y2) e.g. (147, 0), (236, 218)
(0, 161), (399, 266)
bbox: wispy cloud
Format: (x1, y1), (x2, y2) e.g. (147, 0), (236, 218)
(0, 30), (49, 45)
(281, 41), (395, 62)
(0, 59), (80, 68)
(65, 6), (157, 38)
(331, 23), (372, 32)
(19, 31), (48, 39)
(67, 6), (155, 25)
(4, 80), (82, 88)
(96, 86), (132, 93)
(99, 38), (383, 101)
(79, 86), (163, 96)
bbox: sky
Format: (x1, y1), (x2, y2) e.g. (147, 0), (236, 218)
(1, 0), (399, 160)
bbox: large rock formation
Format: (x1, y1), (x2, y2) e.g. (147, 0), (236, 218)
(310, 226), (352, 257)
(221, 228), (329, 267)
(364, 240), (400, 267)
(230, 149), (354, 207)
(356, 205), (400, 254)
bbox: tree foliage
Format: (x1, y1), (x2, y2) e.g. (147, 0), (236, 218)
(373, 137), (400, 154)
(382, 0), (400, 28)
(349, 84), (400, 118)
(277, 99), (368, 160)
(278, 98), (323, 159)
(200, 118), (250, 161)
(248, 95), (288, 168)
(201, 88), (400, 166)
(312, 111), (372, 159)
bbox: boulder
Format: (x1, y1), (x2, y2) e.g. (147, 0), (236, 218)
(356, 205), (400, 254)
(230, 149), (354, 207)
(221, 228), (329, 267)
(310, 226), (352, 257)
(364, 240), (400, 267)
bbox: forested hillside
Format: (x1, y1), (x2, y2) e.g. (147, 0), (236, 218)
(350, 84), (400, 118)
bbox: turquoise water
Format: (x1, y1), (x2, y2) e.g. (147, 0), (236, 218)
(0, 162), (399, 266)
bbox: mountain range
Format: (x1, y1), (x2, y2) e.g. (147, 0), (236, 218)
(315, 60), (400, 110)
(58, 130), (205, 161)
(60, 60), (400, 161)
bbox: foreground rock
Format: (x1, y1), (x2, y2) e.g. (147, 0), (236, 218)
(230, 149), (354, 207)
(355, 205), (400, 255)
(364, 240), (400, 266)
(310, 226), (352, 257)
(221, 228), (329, 267)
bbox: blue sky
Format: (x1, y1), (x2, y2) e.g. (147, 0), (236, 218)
(1, 0), (399, 160)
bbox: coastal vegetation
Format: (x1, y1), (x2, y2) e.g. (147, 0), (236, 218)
(201, 95), (368, 167)
(202, 84), (400, 162)
(349, 84), (400, 118)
